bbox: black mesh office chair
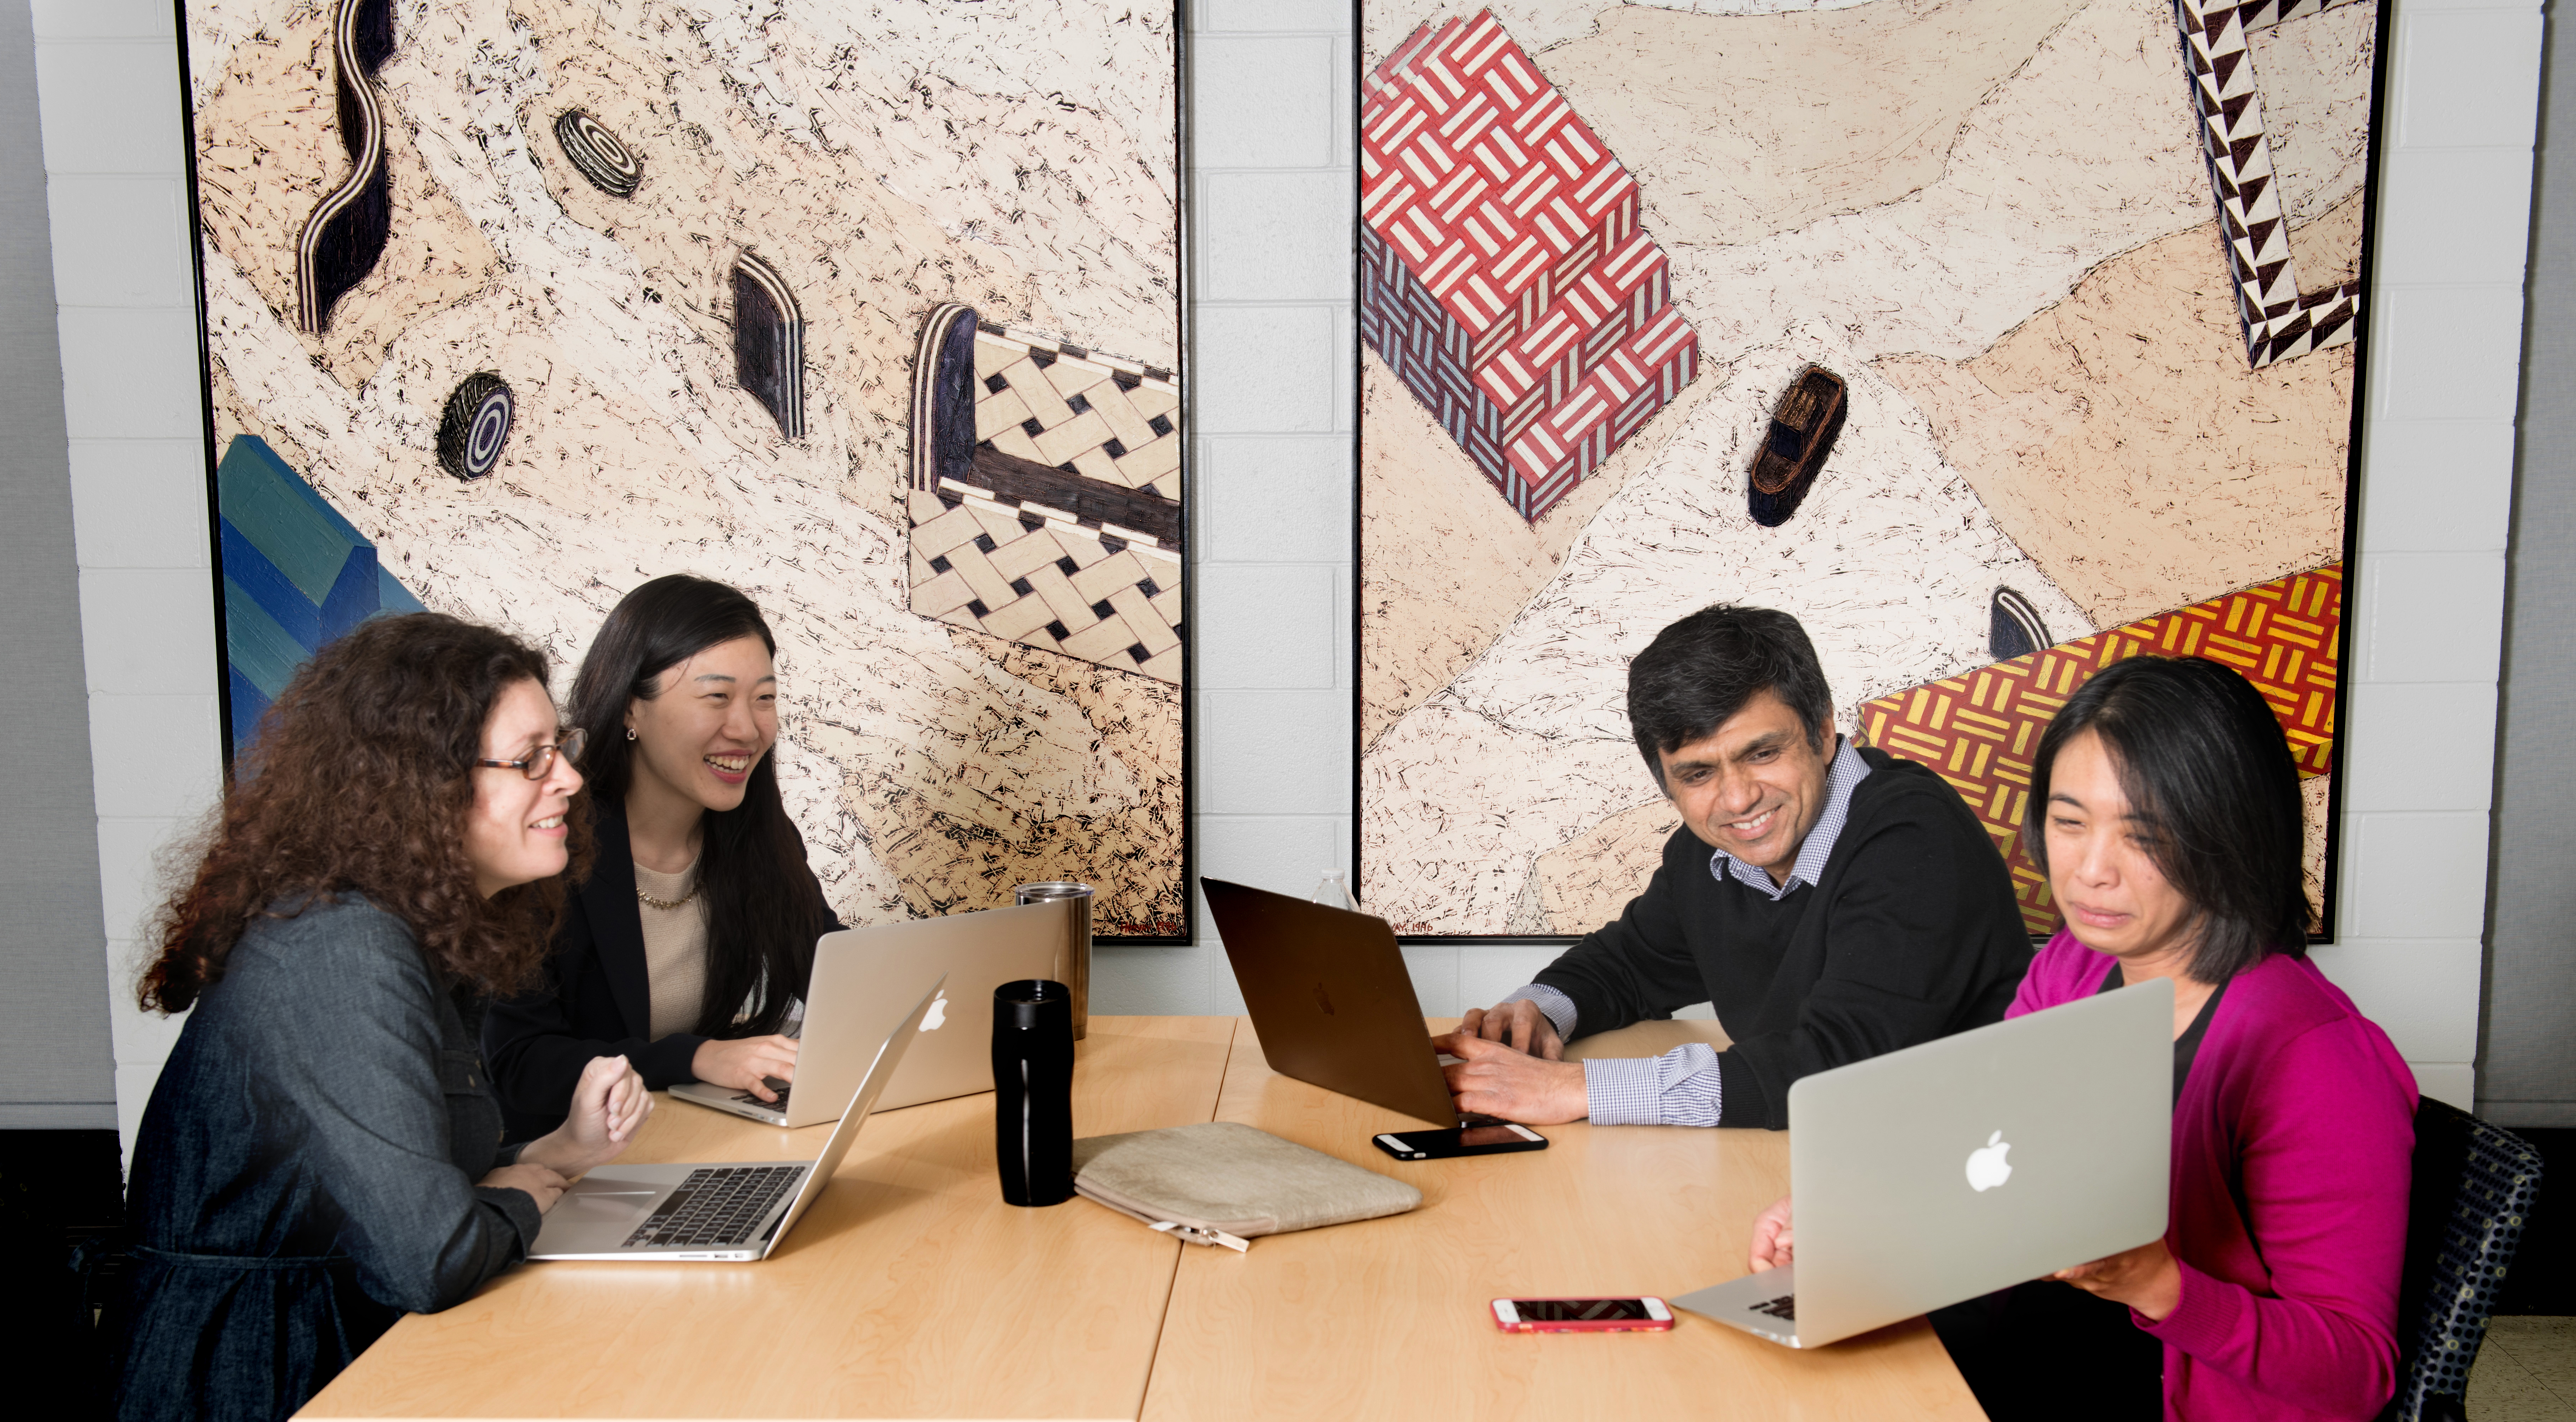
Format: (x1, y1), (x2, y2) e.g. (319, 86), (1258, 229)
(2378, 1097), (2543, 1422)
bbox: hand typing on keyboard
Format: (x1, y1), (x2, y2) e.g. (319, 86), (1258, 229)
(692, 1034), (800, 1101)
(734, 1079), (792, 1110)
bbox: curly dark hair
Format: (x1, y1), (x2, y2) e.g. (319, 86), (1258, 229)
(139, 613), (594, 1013)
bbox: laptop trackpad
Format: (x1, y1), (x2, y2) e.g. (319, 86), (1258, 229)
(556, 1185), (661, 1226)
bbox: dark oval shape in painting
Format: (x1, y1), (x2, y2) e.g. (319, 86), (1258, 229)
(554, 109), (644, 199)
(437, 373), (514, 481)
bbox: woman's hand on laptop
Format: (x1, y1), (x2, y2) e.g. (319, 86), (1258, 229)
(2051, 1238), (2181, 1321)
(479, 1162), (570, 1214)
(518, 1055), (653, 1181)
(1748, 1196), (1794, 1273)
(1458, 1001), (1564, 1059)
(693, 1035), (800, 1099)
(1431, 1033), (1587, 1123)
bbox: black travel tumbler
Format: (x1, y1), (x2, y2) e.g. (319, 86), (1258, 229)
(993, 979), (1076, 1206)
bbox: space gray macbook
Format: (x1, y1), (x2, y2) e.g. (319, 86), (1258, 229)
(670, 899), (1066, 1126)
(1200, 877), (1466, 1128)
(528, 971), (945, 1262)
(1671, 977), (2173, 1348)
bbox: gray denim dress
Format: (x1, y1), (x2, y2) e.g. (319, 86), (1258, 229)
(110, 898), (544, 1421)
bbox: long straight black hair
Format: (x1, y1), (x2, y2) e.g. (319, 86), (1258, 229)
(2025, 655), (2311, 984)
(568, 575), (830, 1037)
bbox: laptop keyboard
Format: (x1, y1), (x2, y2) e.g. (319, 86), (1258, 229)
(1751, 1294), (1796, 1322)
(620, 1165), (805, 1249)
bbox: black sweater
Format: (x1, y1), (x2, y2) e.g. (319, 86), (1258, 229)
(1533, 747), (2031, 1129)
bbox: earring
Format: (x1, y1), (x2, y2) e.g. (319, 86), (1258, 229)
(626, 727), (638, 741)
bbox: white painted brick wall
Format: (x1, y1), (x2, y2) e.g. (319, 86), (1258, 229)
(1156, 2), (1357, 1018)
(2319, 0), (2546, 1108)
(29, 0), (223, 1156)
(33, 0), (2539, 1136)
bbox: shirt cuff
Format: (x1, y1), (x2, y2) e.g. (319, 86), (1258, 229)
(1499, 984), (1578, 1043)
(1581, 1043), (1724, 1127)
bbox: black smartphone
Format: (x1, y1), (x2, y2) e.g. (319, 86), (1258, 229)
(1372, 1123), (1548, 1160)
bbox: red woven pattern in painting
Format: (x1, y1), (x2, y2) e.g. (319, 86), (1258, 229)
(1858, 564), (2342, 931)
(1363, 10), (1639, 343)
(1361, 9), (1699, 523)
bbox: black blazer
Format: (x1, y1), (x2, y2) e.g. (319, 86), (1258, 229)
(480, 800), (841, 1140)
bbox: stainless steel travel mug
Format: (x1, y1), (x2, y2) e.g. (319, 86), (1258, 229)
(992, 979), (1075, 1207)
(1013, 881), (1094, 1040)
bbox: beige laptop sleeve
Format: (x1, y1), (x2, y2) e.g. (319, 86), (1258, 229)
(1070, 1121), (1422, 1251)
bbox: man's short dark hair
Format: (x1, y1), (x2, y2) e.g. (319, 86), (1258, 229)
(2023, 655), (2311, 982)
(1626, 605), (1834, 788)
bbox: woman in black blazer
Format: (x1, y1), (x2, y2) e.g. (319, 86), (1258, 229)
(484, 575), (841, 1139)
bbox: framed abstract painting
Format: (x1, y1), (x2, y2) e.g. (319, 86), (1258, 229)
(1356, 0), (2379, 939)
(178, 0), (1190, 938)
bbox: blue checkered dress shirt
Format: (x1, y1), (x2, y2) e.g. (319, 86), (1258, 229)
(1501, 737), (1872, 1126)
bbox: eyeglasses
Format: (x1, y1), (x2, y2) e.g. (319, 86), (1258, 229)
(475, 726), (587, 781)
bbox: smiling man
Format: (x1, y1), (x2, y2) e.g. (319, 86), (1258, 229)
(1436, 604), (2031, 1130)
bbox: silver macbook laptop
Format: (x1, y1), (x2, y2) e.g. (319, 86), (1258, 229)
(1672, 977), (2172, 1348)
(528, 971), (944, 1262)
(670, 899), (1066, 1126)
(1200, 877), (1478, 1128)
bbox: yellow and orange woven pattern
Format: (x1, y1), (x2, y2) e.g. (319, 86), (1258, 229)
(1859, 563), (2341, 931)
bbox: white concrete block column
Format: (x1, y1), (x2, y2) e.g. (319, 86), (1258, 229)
(31, 0), (225, 1154)
(2311, 0), (2546, 1108)
(1111, 1), (1359, 1015)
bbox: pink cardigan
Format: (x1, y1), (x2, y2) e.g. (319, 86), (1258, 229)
(2010, 933), (2417, 1421)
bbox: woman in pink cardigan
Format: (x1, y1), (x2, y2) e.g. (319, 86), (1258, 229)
(1748, 655), (2417, 1421)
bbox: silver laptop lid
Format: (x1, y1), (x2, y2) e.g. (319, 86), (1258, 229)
(1787, 977), (2172, 1347)
(824, 899), (1067, 1113)
(699, 924), (939, 1128)
(755, 970), (949, 1256)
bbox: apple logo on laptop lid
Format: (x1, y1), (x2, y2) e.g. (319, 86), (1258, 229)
(921, 991), (948, 1031)
(1965, 1131), (2013, 1192)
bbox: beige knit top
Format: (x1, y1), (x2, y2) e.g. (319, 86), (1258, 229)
(633, 857), (709, 1040)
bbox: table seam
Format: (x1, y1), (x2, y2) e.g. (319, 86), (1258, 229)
(1129, 1015), (1241, 1420)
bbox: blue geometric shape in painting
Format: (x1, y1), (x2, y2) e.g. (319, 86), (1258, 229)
(215, 434), (424, 759)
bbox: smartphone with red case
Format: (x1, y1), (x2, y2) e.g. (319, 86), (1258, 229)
(1490, 1297), (1674, 1332)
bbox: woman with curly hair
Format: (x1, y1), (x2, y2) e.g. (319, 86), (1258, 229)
(484, 574), (841, 1137)
(111, 614), (652, 1422)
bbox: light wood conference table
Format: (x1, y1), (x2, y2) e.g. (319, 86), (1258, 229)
(301, 1016), (1981, 1420)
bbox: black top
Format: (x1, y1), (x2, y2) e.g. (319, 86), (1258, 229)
(481, 799), (843, 1140)
(1532, 747), (2033, 1128)
(2095, 961), (2230, 1103)
(110, 899), (540, 1422)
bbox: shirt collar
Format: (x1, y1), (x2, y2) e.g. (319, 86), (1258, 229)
(1709, 736), (1871, 902)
